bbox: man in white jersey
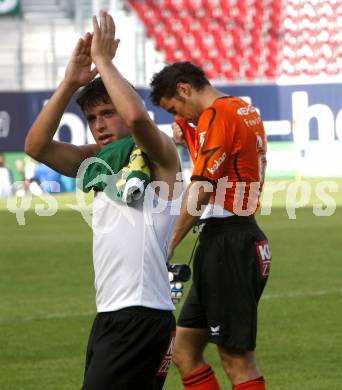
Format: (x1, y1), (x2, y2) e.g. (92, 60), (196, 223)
(25, 11), (180, 390)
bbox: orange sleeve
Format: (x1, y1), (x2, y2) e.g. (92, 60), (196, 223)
(191, 107), (234, 185)
(175, 118), (197, 164)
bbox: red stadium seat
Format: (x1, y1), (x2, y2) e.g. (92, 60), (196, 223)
(128, 0), (340, 80)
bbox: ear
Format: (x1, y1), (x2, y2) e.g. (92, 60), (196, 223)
(176, 82), (192, 98)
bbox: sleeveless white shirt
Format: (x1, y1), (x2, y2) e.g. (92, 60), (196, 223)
(92, 186), (181, 312)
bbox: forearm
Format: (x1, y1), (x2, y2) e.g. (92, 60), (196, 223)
(169, 183), (212, 256)
(170, 202), (199, 252)
(95, 60), (148, 128)
(25, 80), (77, 158)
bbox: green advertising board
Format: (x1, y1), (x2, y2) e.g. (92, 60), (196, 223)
(0, 0), (20, 16)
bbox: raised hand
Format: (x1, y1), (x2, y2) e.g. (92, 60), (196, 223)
(64, 32), (98, 88)
(91, 10), (120, 65)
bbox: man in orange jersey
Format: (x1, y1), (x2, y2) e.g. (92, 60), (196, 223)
(150, 62), (271, 390)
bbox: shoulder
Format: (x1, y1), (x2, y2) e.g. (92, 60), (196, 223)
(79, 143), (101, 157)
(199, 96), (240, 126)
(212, 96), (248, 113)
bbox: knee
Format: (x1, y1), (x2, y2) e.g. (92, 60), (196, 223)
(219, 348), (260, 384)
(172, 344), (184, 367)
(172, 340), (205, 375)
(172, 327), (208, 375)
(172, 341), (198, 367)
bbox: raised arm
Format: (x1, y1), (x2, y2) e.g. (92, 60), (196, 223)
(90, 10), (179, 169)
(25, 33), (100, 177)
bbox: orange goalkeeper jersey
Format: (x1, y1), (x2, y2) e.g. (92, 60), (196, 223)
(177, 96), (267, 216)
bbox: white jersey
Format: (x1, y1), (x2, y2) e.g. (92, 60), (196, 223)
(92, 186), (181, 312)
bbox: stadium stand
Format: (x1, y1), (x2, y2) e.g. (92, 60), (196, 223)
(128, 0), (342, 80)
(0, 0), (92, 90)
(282, 0), (341, 77)
(0, 0), (150, 90)
(0, 0), (341, 89)
(129, 0), (284, 80)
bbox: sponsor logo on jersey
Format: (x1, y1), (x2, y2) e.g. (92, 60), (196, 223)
(244, 117), (262, 127)
(207, 152), (226, 175)
(210, 325), (220, 336)
(237, 105), (257, 116)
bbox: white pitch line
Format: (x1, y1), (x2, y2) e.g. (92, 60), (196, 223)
(262, 288), (342, 300)
(0, 310), (95, 325)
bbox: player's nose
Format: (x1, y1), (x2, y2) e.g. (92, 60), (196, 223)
(95, 116), (106, 131)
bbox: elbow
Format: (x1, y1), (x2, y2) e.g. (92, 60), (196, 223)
(24, 137), (34, 157)
(24, 135), (40, 160)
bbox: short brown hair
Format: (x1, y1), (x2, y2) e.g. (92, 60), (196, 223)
(76, 77), (111, 112)
(150, 62), (210, 106)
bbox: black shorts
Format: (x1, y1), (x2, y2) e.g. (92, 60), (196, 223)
(178, 216), (271, 351)
(82, 306), (176, 390)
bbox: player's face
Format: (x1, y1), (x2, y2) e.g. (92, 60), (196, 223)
(159, 96), (201, 125)
(85, 102), (130, 147)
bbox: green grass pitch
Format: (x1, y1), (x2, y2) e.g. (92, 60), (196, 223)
(0, 179), (341, 389)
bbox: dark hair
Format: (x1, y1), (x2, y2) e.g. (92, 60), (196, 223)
(76, 77), (138, 112)
(149, 62), (210, 106)
(76, 77), (111, 112)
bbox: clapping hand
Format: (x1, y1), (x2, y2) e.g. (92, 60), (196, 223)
(91, 10), (120, 65)
(64, 32), (98, 89)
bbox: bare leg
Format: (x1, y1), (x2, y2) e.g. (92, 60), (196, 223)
(172, 326), (209, 376)
(218, 346), (261, 385)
